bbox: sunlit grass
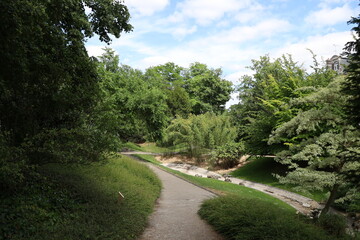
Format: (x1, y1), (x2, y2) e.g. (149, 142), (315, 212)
(231, 156), (328, 202)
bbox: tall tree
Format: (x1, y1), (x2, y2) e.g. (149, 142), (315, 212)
(231, 54), (336, 154)
(0, 0), (132, 186)
(184, 62), (233, 114)
(342, 12), (360, 124)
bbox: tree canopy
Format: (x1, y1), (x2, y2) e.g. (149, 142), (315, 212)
(0, 0), (132, 188)
(269, 77), (360, 215)
(342, 12), (360, 124)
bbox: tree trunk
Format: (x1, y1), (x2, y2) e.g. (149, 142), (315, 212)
(320, 184), (340, 217)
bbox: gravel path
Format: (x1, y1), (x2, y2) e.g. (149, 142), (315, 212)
(138, 164), (223, 240)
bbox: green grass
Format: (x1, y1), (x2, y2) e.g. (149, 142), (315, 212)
(231, 156), (328, 202)
(1, 155), (161, 240)
(122, 142), (187, 154)
(134, 154), (295, 213)
(199, 195), (351, 240)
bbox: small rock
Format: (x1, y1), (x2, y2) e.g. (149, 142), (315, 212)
(238, 182), (244, 186)
(224, 178), (232, 183)
(302, 203), (311, 208)
(207, 174), (221, 180)
(195, 174), (202, 178)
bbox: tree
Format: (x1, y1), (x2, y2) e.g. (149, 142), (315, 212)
(231, 54), (336, 154)
(163, 113), (237, 157)
(144, 63), (192, 118)
(184, 62), (233, 114)
(269, 77), (360, 216)
(96, 50), (170, 142)
(342, 12), (360, 124)
(0, 0), (132, 186)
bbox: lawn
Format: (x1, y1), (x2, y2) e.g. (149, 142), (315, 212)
(231, 156), (328, 202)
(1, 155), (161, 240)
(122, 142), (187, 154)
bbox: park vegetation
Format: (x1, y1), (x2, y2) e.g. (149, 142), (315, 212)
(0, 0), (359, 239)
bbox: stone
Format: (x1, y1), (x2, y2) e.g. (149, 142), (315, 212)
(302, 203), (311, 208)
(207, 174), (221, 180)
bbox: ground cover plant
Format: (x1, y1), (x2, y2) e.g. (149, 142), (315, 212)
(199, 195), (354, 240)
(1, 155), (161, 240)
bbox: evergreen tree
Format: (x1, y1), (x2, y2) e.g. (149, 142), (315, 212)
(269, 77), (360, 215)
(343, 12), (360, 125)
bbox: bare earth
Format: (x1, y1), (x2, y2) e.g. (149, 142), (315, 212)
(138, 164), (224, 240)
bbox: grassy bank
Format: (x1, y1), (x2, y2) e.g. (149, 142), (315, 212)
(231, 156), (328, 202)
(1, 155), (161, 240)
(199, 195), (353, 240)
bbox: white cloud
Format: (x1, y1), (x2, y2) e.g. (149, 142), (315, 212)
(273, 31), (353, 70)
(189, 19), (292, 46)
(305, 4), (355, 27)
(170, 0), (255, 25)
(125, 0), (169, 16)
(86, 45), (107, 57)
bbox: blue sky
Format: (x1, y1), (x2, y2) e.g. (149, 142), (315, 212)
(86, 0), (359, 106)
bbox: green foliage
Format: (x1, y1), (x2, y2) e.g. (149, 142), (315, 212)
(269, 77), (360, 214)
(0, 132), (29, 190)
(231, 54), (336, 154)
(199, 195), (348, 240)
(184, 62), (233, 114)
(0, 0), (132, 176)
(163, 113), (237, 157)
(95, 57), (170, 142)
(230, 157), (327, 202)
(209, 142), (245, 169)
(1, 155), (161, 240)
(342, 12), (360, 124)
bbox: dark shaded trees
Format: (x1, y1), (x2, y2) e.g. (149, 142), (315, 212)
(0, 0), (132, 187)
(342, 12), (360, 124)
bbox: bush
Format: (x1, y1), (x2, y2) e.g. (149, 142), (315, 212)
(0, 132), (29, 190)
(163, 113), (236, 157)
(199, 195), (339, 240)
(209, 142), (244, 168)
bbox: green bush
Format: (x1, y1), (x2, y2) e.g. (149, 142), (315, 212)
(209, 142), (244, 168)
(163, 112), (236, 157)
(199, 195), (340, 240)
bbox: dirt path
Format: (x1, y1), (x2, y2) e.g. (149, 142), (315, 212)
(138, 164), (223, 240)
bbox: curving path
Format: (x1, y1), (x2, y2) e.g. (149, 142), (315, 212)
(138, 163), (223, 240)
(162, 162), (322, 214)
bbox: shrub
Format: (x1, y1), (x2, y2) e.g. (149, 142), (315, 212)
(163, 113), (236, 157)
(209, 142), (244, 168)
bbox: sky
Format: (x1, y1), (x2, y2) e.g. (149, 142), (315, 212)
(86, 0), (359, 106)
